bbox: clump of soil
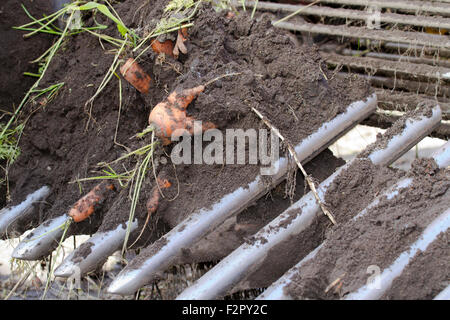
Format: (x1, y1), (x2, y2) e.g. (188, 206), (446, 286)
(285, 158), (450, 299)
(324, 158), (405, 224)
(6, 0), (370, 250)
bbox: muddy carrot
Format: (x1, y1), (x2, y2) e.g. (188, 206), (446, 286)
(120, 58), (152, 94)
(68, 182), (115, 223)
(129, 177), (171, 248)
(148, 85), (216, 145)
(148, 73), (241, 145)
(151, 39), (175, 57)
(180, 27), (188, 39)
(173, 28), (188, 58)
(146, 177), (171, 216)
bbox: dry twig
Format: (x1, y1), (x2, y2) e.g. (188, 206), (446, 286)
(251, 107), (337, 225)
(325, 272), (346, 293)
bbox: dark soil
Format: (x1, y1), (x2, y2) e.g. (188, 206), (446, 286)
(0, 0), (54, 112)
(285, 158), (450, 299)
(382, 231), (449, 300)
(120, 4), (371, 231)
(0, 0), (55, 209)
(5, 0), (371, 246)
(71, 241), (94, 263)
(324, 159), (405, 224)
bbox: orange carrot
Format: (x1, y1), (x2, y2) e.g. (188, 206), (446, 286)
(173, 28), (188, 58)
(68, 182), (115, 223)
(146, 177), (171, 216)
(151, 39), (175, 57)
(180, 27), (188, 39)
(129, 176), (172, 248)
(120, 58), (152, 94)
(148, 85), (216, 145)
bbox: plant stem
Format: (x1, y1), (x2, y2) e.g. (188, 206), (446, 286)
(273, 0), (321, 25)
(250, 106), (337, 225)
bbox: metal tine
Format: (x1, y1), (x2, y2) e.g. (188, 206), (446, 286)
(434, 285), (450, 300)
(12, 214), (70, 260)
(0, 186), (50, 238)
(12, 182), (115, 260)
(354, 141), (449, 221)
(238, 0), (450, 30)
(275, 21), (450, 50)
(256, 244), (324, 300)
(257, 141), (450, 300)
(346, 208), (450, 300)
(431, 140), (450, 169)
(107, 95), (377, 295)
(54, 219), (139, 278)
(176, 106), (442, 300)
(383, 42), (450, 59)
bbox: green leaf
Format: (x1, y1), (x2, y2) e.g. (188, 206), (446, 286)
(117, 23), (127, 37)
(78, 1), (129, 37)
(77, 2), (101, 11)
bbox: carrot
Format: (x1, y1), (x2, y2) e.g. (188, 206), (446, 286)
(173, 28), (188, 58)
(120, 58), (152, 94)
(151, 39), (175, 57)
(129, 177), (171, 248)
(148, 85), (216, 145)
(146, 177), (171, 216)
(148, 73), (241, 145)
(180, 27), (188, 39)
(68, 182), (115, 223)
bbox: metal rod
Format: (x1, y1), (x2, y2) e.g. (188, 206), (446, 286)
(297, 0), (450, 15)
(434, 285), (450, 300)
(0, 186), (50, 238)
(256, 244), (323, 300)
(175, 106), (442, 299)
(374, 90), (450, 120)
(340, 73), (450, 98)
(322, 52), (450, 83)
(275, 21), (450, 49)
(383, 42), (450, 58)
(240, 1), (450, 29)
(337, 49), (450, 69)
(257, 141), (450, 300)
(107, 95), (377, 295)
(363, 109), (450, 139)
(346, 208), (450, 300)
(12, 214), (70, 260)
(54, 220), (139, 277)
